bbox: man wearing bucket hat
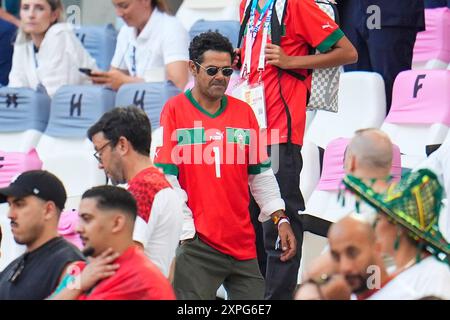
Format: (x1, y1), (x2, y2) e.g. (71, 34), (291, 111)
(343, 169), (450, 300)
(0, 170), (84, 300)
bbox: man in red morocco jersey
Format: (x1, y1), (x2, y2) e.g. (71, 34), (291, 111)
(238, 0), (358, 299)
(87, 107), (184, 278)
(50, 186), (175, 300)
(154, 31), (296, 300)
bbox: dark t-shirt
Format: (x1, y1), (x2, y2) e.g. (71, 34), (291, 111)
(0, 237), (84, 300)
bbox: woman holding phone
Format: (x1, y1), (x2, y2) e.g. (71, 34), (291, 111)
(90, 0), (189, 91)
(8, 0), (97, 96)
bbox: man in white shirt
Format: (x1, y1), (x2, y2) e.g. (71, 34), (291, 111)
(344, 169), (450, 300)
(329, 128), (397, 223)
(87, 106), (184, 278)
(415, 135), (450, 241)
(91, 0), (189, 90)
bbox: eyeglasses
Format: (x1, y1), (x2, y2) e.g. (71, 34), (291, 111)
(9, 254), (27, 283)
(93, 141), (111, 163)
(194, 61), (233, 77)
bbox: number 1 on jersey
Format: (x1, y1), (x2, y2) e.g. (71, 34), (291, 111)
(213, 147), (221, 178)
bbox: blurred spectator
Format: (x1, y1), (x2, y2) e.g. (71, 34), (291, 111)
(8, 0), (97, 96)
(87, 106), (183, 278)
(415, 136), (450, 241)
(0, 170), (84, 300)
(328, 215), (390, 300)
(0, 18), (16, 86)
(295, 252), (352, 300)
(155, 32), (296, 300)
(50, 186), (176, 300)
(338, 0), (425, 113)
(344, 169), (450, 299)
(333, 128), (397, 222)
(91, 0), (189, 90)
(0, 0), (20, 26)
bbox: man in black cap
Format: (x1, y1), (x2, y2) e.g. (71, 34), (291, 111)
(0, 170), (84, 300)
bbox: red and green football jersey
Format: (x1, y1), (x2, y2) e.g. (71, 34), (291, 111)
(155, 90), (270, 260)
(240, 0), (344, 146)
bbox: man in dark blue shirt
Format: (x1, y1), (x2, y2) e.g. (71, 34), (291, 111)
(0, 18), (16, 86)
(338, 0), (425, 113)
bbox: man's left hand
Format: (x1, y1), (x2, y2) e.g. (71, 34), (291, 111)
(265, 43), (292, 69)
(277, 221), (297, 262)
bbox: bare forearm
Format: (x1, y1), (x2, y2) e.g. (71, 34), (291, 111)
(286, 47), (357, 70)
(50, 287), (83, 300)
(265, 37), (358, 70)
(0, 9), (20, 27)
(166, 61), (189, 90)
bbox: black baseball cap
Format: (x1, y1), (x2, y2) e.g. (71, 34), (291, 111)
(0, 170), (67, 211)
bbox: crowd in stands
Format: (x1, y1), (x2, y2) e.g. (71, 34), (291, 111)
(0, 0), (449, 300)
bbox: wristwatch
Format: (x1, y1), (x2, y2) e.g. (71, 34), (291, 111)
(272, 211), (288, 225)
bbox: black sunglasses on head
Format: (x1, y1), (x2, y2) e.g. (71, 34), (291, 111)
(194, 61), (234, 77)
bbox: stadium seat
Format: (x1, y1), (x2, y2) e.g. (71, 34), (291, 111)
(176, 0), (240, 32)
(189, 20), (241, 48)
(115, 82), (181, 131)
(0, 149), (43, 188)
(0, 87), (51, 152)
(0, 149), (42, 271)
(58, 209), (82, 250)
(383, 70), (450, 168)
(298, 137), (402, 282)
(305, 72), (386, 149)
(413, 8), (450, 70)
(299, 140), (321, 203)
(74, 24), (118, 71)
(37, 85), (116, 202)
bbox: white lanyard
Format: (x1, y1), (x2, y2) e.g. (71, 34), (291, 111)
(129, 45), (137, 77)
(242, 0), (275, 81)
(32, 45), (39, 69)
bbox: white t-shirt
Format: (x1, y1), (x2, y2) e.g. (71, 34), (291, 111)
(369, 256), (450, 300)
(111, 9), (189, 82)
(132, 187), (183, 277)
(8, 23), (97, 96)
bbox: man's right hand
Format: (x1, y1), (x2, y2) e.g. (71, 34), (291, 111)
(80, 248), (120, 292)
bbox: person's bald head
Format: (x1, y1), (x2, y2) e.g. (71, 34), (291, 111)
(296, 252), (351, 300)
(328, 215), (381, 295)
(345, 128), (393, 177)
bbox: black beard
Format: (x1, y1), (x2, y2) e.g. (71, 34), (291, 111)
(82, 247), (95, 257)
(346, 274), (369, 294)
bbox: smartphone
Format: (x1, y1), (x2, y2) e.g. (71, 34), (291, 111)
(79, 68), (93, 76)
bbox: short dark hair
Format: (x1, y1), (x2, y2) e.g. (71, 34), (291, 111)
(151, 0), (169, 12)
(82, 186), (137, 222)
(189, 31), (235, 64)
(87, 106), (152, 156)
